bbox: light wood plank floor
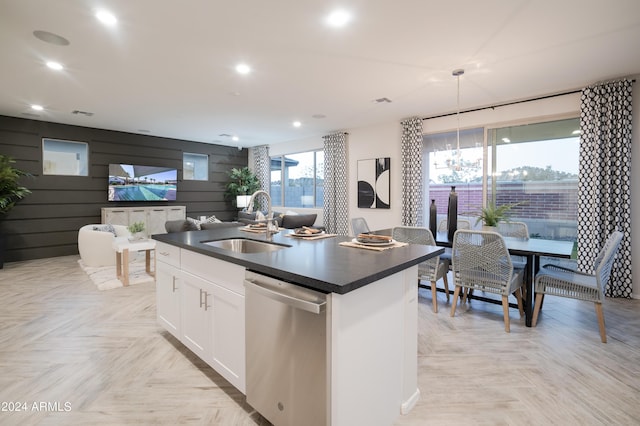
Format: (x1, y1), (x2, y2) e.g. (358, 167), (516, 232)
(1, 255), (639, 425)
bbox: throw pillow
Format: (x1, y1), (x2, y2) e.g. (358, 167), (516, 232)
(202, 215), (222, 224)
(93, 224), (117, 236)
(186, 217), (202, 230)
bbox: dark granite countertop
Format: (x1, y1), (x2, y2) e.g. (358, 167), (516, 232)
(152, 227), (443, 294)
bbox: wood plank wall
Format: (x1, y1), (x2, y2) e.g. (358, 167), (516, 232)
(0, 115), (247, 263)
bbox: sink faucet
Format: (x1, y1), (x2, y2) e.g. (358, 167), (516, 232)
(246, 190), (278, 239)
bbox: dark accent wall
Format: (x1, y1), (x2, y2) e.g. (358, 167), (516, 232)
(0, 115), (247, 263)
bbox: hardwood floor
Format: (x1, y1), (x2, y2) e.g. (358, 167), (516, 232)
(1, 255), (639, 425)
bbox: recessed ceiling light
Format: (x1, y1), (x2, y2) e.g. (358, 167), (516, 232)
(235, 63), (251, 75)
(232, 135), (240, 142)
(46, 61), (63, 71)
(31, 104), (44, 111)
(327, 9), (352, 27)
(502, 138), (511, 143)
(293, 121), (302, 128)
(96, 10), (117, 26)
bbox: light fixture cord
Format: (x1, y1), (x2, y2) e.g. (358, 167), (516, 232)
(456, 73), (461, 170)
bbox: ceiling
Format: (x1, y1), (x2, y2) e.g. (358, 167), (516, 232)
(1, 0), (639, 148)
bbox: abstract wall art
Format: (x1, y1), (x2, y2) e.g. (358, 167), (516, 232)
(357, 157), (390, 209)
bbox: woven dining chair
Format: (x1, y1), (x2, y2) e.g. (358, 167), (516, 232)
(392, 226), (449, 313)
(351, 217), (370, 236)
(497, 221), (529, 270)
(438, 218), (472, 273)
(532, 230), (623, 343)
(450, 230), (525, 332)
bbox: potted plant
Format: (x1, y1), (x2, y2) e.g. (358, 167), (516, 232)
(127, 221), (146, 241)
(224, 167), (260, 208)
(0, 155), (32, 268)
(474, 201), (521, 229)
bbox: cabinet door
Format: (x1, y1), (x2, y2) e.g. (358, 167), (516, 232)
(167, 206), (186, 221)
(156, 261), (181, 339)
(180, 272), (212, 361)
(147, 208), (168, 236)
(104, 209), (128, 226)
(129, 209), (147, 233)
(210, 283), (246, 393)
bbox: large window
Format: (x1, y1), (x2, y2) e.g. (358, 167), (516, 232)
(424, 117), (579, 242)
(183, 152), (208, 181)
(270, 150), (324, 208)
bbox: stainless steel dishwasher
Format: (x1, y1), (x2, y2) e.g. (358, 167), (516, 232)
(244, 270), (327, 426)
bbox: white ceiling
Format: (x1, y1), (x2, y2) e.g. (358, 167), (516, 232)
(1, 0), (639, 148)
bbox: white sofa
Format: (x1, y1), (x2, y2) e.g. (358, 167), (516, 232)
(78, 224), (132, 267)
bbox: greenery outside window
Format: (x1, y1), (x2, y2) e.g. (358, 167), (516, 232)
(42, 139), (88, 176)
(270, 150), (324, 208)
(183, 152), (208, 181)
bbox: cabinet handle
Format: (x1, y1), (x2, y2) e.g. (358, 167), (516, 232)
(199, 288), (204, 308)
(204, 292), (211, 311)
(172, 277), (178, 292)
(159, 251), (170, 257)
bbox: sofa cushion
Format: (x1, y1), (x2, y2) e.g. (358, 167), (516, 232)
(200, 221), (244, 230)
(281, 213), (317, 229)
(165, 219), (199, 233)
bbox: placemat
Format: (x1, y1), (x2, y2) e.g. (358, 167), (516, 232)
(240, 227), (284, 234)
(284, 233), (337, 240)
(339, 241), (408, 251)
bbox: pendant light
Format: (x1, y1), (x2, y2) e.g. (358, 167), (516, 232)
(452, 68), (464, 171)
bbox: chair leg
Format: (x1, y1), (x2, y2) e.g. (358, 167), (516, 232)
(502, 296), (510, 332)
(515, 288), (524, 317)
(450, 286), (461, 317)
(430, 280), (438, 313)
(532, 293), (544, 327)
(595, 303), (607, 343)
(442, 274), (450, 302)
(462, 287), (469, 304)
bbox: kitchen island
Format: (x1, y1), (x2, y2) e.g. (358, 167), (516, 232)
(153, 227), (443, 426)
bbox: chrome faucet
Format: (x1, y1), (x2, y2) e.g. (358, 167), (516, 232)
(246, 190), (278, 239)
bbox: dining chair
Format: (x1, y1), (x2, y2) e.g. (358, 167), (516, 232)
(438, 218), (472, 270)
(351, 217), (370, 236)
(532, 230), (623, 343)
(392, 226), (449, 313)
(450, 230), (525, 332)
(497, 221), (529, 270)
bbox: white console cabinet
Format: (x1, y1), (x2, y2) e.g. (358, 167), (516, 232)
(102, 206), (186, 237)
(155, 241), (246, 394)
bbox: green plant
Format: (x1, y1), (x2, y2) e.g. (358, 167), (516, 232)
(128, 221), (145, 233)
(224, 167), (260, 206)
(0, 155), (32, 216)
(474, 201), (521, 227)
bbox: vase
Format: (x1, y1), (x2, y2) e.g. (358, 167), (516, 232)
(447, 186), (458, 241)
(429, 199), (437, 238)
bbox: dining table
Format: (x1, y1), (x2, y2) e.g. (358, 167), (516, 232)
(434, 231), (574, 327)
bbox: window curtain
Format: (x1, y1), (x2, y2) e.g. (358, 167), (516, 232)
(323, 132), (349, 235)
(251, 145), (270, 211)
(577, 78), (633, 298)
(400, 117), (424, 226)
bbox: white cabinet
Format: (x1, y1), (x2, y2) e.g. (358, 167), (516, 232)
(156, 242), (182, 339)
(102, 206), (186, 237)
(154, 242), (246, 393)
(180, 271), (213, 361)
(156, 261), (181, 339)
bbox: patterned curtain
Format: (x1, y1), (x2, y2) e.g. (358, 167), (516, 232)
(251, 145), (270, 211)
(577, 78), (633, 298)
(323, 132), (349, 235)
(400, 117), (424, 226)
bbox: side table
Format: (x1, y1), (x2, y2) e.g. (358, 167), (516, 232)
(112, 237), (157, 286)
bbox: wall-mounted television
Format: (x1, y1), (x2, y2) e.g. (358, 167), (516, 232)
(108, 164), (177, 201)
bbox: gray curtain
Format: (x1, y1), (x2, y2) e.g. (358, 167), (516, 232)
(323, 132), (349, 235)
(400, 117), (424, 226)
(251, 145), (270, 211)
(577, 78), (633, 297)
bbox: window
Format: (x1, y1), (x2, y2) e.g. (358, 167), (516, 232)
(42, 138), (88, 176)
(183, 152), (208, 181)
(270, 150), (324, 208)
(424, 117), (579, 242)
(488, 118), (579, 241)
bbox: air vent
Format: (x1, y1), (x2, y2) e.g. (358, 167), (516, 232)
(374, 97), (392, 103)
(218, 133), (232, 138)
(72, 110), (94, 117)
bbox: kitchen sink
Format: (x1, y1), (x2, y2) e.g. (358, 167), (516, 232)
(203, 238), (290, 254)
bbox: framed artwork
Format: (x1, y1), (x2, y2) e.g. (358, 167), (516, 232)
(357, 157), (390, 209)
